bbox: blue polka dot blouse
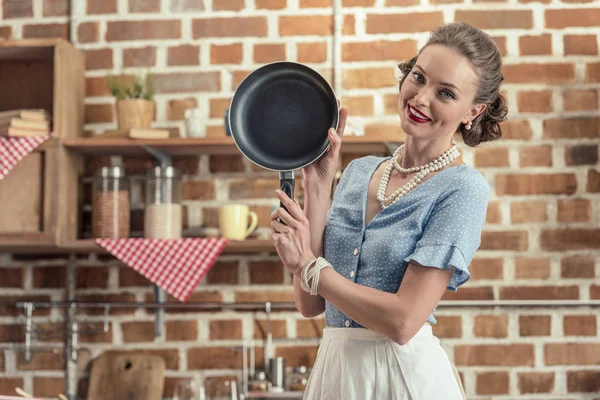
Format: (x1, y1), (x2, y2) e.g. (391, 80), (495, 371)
(323, 155), (490, 327)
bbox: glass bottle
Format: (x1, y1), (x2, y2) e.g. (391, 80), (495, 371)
(92, 166), (130, 238)
(144, 166), (182, 239)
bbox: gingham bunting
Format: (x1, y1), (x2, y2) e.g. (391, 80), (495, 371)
(95, 238), (229, 302)
(0, 134), (52, 180)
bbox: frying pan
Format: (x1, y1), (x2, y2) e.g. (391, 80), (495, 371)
(228, 62), (339, 211)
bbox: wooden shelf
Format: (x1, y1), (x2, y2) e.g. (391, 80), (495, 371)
(62, 135), (402, 156)
(0, 238), (276, 254)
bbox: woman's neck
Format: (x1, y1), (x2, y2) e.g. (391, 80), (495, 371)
(398, 136), (456, 169)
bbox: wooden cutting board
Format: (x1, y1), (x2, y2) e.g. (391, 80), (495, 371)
(87, 351), (165, 400)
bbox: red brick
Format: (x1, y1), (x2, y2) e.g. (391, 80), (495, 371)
(545, 343), (600, 365)
(122, 321), (155, 343)
(587, 62), (600, 82)
(299, 0), (329, 6)
(276, 345), (319, 367)
(254, 320), (287, 339)
(474, 315), (508, 338)
(205, 261), (239, 285)
(366, 12), (444, 33)
(500, 285), (579, 300)
(514, 257), (550, 279)
(518, 145), (553, 167)
(518, 372), (555, 393)
(442, 286), (494, 301)
(166, 320), (198, 341)
(544, 117), (600, 139)
(0, 378), (24, 394)
(43, 0), (68, 16)
(256, 0), (287, 8)
(151, 72), (220, 93)
(210, 154), (245, 173)
(343, 68), (395, 89)
(343, 40), (417, 62)
(561, 255), (595, 278)
(567, 145), (598, 166)
(517, 91), (553, 113)
(297, 42), (328, 63)
(0, 268), (24, 288)
(480, 231), (528, 251)
(188, 347), (244, 369)
(0, 295), (51, 317)
(296, 318), (325, 338)
(485, 201), (502, 224)
(519, 34), (552, 55)
(88, 0), (116, 13)
(455, 344), (535, 366)
(213, 0), (244, 10)
(78, 22), (99, 43)
(341, 96), (374, 117)
(474, 147), (509, 167)
(33, 377), (64, 397)
(588, 169), (600, 192)
(107, 20), (180, 41)
(540, 229), (600, 251)
(254, 43), (286, 63)
(79, 322), (113, 343)
(194, 17), (267, 38)
(0, 324), (24, 343)
(76, 266), (109, 289)
(3, 0), (33, 18)
(86, 49), (113, 70)
(86, 76), (114, 97)
(211, 43), (243, 64)
(168, 45), (199, 66)
(365, 123), (405, 139)
(496, 173), (576, 195)
(567, 370), (600, 392)
(17, 351), (63, 371)
(455, 10), (532, 29)
(171, 0), (205, 11)
(76, 293), (137, 315)
(235, 290), (295, 303)
(564, 34), (598, 55)
(85, 103), (113, 124)
(432, 316), (462, 338)
(563, 315), (596, 336)
(470, 258), (503, 280)
(563, 90), (599, 111)
(33, 266), (66, 288)
(545, 9), (600, 28)
(0, 27), (12, 39)
(476, 371), (509, 395)
(280, 15), (331, 36)
(119, 266), (151, 287)
(504, 63), (575, 84)
(167, 98), (198, 121)
(209, 320), (242, 340)
(519, 315), (551, 336)
(557, 199), (591, 222)
(501, 120), (533, 140)
(249, 260), (285, 284)
(129, 0), (161, 12)
(511, 201), (547, 224)
(23, 23), (68, 39)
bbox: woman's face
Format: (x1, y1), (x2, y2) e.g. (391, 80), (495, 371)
(398, 44), (485, 142)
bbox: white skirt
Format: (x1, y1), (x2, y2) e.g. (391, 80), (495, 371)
(303, 324), (465, 400)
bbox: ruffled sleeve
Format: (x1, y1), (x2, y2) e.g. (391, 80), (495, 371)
(404, 171), (490, 291)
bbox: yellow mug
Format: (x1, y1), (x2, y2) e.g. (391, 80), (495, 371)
(218, 204), (258, 240)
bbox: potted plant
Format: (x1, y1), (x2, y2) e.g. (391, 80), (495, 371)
(107, 72), (155, 130)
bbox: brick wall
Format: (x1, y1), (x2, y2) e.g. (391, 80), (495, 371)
(1, 0), (599, 399)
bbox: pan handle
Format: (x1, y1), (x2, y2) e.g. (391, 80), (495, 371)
(278, 171), (294, 223)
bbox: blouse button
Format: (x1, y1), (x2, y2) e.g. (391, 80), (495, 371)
(353, 248), (359, 256)
(350, 271), (355, 278)
(345, 320), (350, 327)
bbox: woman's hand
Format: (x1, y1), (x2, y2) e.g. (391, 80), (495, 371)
(271, 189), (315, 277)
(301, 104), (348, 185)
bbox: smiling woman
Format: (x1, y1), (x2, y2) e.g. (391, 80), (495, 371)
(271, 22), (507, 400)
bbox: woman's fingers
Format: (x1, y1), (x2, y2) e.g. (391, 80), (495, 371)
(274, 190), (304, 222)
(271, 218), (288, 233)
(337, 107), (348, 137)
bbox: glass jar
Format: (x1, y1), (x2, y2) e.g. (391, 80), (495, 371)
(144, 166), (182, 239)
(92, 167), (130, 238)
(247, 371), (270, 393)
(287, 366), (309, 392)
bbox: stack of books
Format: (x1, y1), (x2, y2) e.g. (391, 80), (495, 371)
(0, 109), (51, 137)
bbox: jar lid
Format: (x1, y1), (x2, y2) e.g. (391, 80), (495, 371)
(147, 166), (181, 179)
(94, 166), (126, 178)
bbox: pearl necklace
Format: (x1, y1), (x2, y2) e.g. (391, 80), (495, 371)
(377, 144), (460, 209)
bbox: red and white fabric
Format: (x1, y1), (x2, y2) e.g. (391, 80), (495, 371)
(95, 238), (228, 302)
(0, 134), (52, 180)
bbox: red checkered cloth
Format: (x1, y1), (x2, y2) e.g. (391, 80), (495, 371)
(95, 238), (229, 302)
(0, 133), (52, 180)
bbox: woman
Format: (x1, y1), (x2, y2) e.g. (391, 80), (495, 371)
(271, 23), (507, 400)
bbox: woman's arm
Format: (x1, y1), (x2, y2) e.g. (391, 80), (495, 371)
(317, 261), (453, 344)
(292, 181), (333, 317)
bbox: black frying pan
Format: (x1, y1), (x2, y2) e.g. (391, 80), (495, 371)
(228, 62), (339, 211)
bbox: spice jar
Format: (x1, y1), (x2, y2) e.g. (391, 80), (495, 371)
(144, 166), (182, 239)
(287, 366), (309, 392)
(92, 167), (130, 238)
(247, 371), (270, 393)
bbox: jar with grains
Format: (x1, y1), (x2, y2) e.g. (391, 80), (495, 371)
(144, 166), (182, 239)
(92, 166), (130, 238)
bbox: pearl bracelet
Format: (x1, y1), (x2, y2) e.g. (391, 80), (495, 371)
(300, 257), (332, 295)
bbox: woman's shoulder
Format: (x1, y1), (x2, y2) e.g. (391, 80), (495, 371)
(343, 155), (388, 174)
(438, 164), (491, 201)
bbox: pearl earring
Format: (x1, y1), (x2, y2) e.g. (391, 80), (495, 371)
(465, 120), (472, 130)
